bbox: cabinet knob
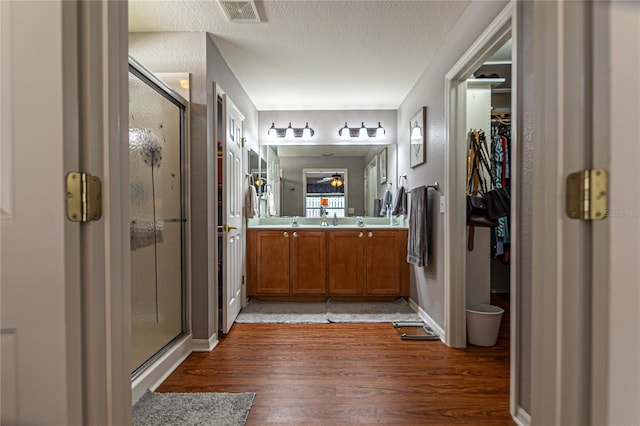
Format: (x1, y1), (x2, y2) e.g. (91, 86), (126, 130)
(283, 232), (289, 237)
(368, 232), (373, 237)
(358, 232), (364, 238)
(293, 231), (298, 237)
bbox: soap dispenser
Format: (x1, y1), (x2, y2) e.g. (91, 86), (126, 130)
(333, 212), (338, 226)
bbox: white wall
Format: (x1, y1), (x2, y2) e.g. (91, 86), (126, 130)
(397, 0), (509, 329)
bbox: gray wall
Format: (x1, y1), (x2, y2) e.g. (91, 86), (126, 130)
(129, 32), (258, 342)
(279, 156), (365, 217)
(396, 0), (509, 329)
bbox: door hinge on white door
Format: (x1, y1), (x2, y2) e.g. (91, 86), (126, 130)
(66, 172), (102, 222)
(566, 168), (608, 220)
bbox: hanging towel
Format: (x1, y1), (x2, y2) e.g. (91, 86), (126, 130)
(245, 185), (259, 218)
(407, 186), (429, 267)
(392, 185), (407, 216)
(266, 191), (276, 216)
(379, 189), (393, 216)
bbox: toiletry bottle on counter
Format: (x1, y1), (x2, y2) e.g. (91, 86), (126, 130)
(333, 212), (338, 226)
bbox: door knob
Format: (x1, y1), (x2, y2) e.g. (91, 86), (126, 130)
(217, 224), (238, 232)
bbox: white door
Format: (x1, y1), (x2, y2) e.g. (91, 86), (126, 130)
(1, 1), (129, 425)
(221, 94), (244, 333)
(590, 1), (640, 424)
(530, 1), (640, 424)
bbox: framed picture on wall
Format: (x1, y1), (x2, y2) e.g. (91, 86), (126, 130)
(379, 147), (387, 184)
(410, 107), (427, 168)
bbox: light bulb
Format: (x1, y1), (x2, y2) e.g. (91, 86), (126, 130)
(340, 122), (350, 139)
(267, 123), (277, 139)
(285, 122), (294, 139)
(376, 122), (386, 139)
(358, 122), (368, 139)
(302, 122), (312, 140)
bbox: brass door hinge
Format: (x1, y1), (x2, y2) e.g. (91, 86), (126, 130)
(566, 168), (608, 220)
(66, 172), (102, 222)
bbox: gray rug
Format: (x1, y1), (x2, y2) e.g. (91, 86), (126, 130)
(235, 298), (421, 324)
(133, 390), (255, 426)
(235, 300), (329, 323)
(326, 298), (422, 323)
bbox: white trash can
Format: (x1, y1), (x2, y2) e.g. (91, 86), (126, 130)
(466, 303), (504, 347)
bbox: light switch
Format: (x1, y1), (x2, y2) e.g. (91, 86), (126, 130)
(440, 196), (445, 213)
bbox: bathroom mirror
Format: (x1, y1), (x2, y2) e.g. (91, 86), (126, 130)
(266, 143), (397, 217)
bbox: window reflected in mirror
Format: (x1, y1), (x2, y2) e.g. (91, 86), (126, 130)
(304, 169), (347, 217)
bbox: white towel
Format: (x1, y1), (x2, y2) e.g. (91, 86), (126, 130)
(407, 186), (429, 267)
(245, 185), (259, 218)
(266, 191), (276, 216)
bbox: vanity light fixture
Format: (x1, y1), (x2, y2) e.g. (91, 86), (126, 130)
(267, 122), (315, 139)
(338, 122), (386, 139)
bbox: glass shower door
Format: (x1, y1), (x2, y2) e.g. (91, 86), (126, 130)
(129, 62), (186, 374)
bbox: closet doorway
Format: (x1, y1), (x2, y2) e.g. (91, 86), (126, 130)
(443, 1), (520, 418)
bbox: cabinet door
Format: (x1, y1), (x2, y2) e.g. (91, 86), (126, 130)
(291, 231), (327, 295)
(329, 231), (365, 295)
(365, 230), (402, 295)
(254, 230), (291, 294)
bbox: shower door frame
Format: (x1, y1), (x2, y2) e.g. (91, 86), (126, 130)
(128, 57), (190, 380)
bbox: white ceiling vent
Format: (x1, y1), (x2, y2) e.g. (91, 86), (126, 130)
(217, 1), (261, 23)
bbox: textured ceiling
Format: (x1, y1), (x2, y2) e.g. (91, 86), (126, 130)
(129, 0), (470, 111)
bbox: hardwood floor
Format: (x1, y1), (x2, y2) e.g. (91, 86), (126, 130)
(157, 296), (512, 425)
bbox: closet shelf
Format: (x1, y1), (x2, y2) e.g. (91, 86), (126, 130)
(467, 78), (506, 87)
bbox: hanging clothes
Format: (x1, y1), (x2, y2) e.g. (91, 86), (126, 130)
(490, 114), (512, 263)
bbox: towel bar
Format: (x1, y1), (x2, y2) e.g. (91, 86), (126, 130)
(407, 181), (439, 193)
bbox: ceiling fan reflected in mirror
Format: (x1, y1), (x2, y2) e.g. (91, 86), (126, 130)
(317, 173), (344, 187)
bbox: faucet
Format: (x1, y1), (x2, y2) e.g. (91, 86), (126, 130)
(357, 216), (365, 227)
(292, 216), (299, 227)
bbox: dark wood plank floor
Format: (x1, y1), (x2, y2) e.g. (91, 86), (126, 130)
(158, 295), (512, 425)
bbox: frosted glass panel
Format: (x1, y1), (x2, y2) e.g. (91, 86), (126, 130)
(129, 68), (184, 372)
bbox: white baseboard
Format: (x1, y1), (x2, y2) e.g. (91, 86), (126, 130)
(407, 298), (446, 342)
(192, 333), (219, 352)
(513, 406), (531, 426)
(131, 335), (192, 405)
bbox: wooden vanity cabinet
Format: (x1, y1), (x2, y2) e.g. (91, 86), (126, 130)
(328, 231), (365, 295)
(247, 229), (327, 297)
(290, 230), (327, 295)
(328, 229), (409, 297)
(247, 230), (290, 295)
(248, 228), (408, 300)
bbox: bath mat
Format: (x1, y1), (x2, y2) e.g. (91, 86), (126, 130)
(326, 298), (421, 323)
(133, 389), (255, 426)
(235, 300), (329, 323)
